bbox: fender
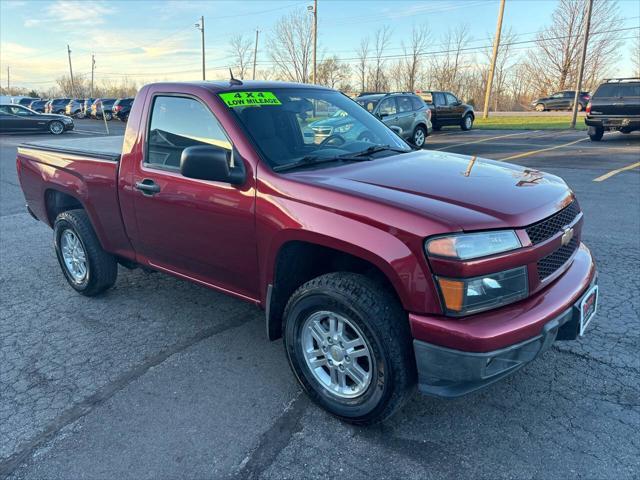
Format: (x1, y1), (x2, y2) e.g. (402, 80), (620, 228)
(257, 194), (441, 316)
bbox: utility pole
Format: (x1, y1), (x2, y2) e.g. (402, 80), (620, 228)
(67, 44), (76, 97)
(570, 0), (593, 129)
(482, 0), (506, 119)
(252, 28), (259, 80)
(309, 0), (318, 83)
(90, 54), (95, 98)
(196, 16), (205, 80)
(6, 66), (9, 92)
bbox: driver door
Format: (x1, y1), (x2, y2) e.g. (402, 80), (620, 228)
(377, 97), (399, 130)
(129, 93), (259, 300)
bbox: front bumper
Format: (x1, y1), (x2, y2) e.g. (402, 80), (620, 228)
(411, 243), (596, 397)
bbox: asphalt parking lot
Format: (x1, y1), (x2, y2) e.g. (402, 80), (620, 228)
(1, 120), (639, 479)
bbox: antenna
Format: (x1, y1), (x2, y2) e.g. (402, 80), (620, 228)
(229, 68), (243, 86)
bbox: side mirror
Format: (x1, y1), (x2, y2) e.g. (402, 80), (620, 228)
(180, 145), (244, 185)
(378, 112), (388, 119)
(454, 100), (462, 106)
(389, 126), (402, 136)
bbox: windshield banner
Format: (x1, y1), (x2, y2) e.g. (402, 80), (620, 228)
(219, 92), (282, 108)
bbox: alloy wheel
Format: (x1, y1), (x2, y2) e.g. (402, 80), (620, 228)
(60, 229), (87, 283)
(301, 311), (373, 399)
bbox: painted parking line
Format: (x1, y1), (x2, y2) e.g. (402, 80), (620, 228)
(593, 161), (640, 182)
(499, 137), (589, 161)
(434, 130), (538, 151)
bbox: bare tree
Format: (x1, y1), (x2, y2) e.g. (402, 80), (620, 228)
(229, 34), (253, 79)
(429, 24), (471, 94)
(316, 56), (351, 89)
(523, 0), (622, 93)
(355, 36), (370, 93)
(400, 25), (430, 91)
(268, 8), (313, 83)
(369, 26), (392, 92)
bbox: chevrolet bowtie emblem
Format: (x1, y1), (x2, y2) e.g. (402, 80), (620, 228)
(561, 227), (574, 246)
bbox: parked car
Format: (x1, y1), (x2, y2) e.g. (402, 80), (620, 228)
(65, 99), (85, 117)
(28, 99), (49, 113)
(82, 98), (96, 118)
(415, 90), (475, 130)
(17, 81), (599, 424)
(45, 98), (71, 114)
(0, 103), (74, 134)
(112, 97), (134, 122)
(17, 97), (40, 107)
(531, 91), (591, 112)
(91, 98), (116, 120)
(585, 78), (640, 141)
(352, 92), (432, 147)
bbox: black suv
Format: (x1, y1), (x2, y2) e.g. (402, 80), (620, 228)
(415, 90), (475, 131)
(585, 78), (640, 141)
(112, 97), (134, 122)
(531, 90), (591, 112)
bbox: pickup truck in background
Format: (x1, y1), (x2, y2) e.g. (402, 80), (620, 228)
(17, 81), (598, 424)
(585, 78), (640, 141)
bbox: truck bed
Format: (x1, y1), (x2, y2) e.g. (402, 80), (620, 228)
(20, 135), (124, 162)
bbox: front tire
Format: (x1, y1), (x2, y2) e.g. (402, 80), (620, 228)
(54, 209), (117, 296)
(535, 103), (545, 112)
(460, 113), (473, 131)
(48, 121), (64, 135)
(283, 272), (416, 425)
(588, 126), (604, 141)
(412, 125), (427, 148)
(103, 111), (112, 121)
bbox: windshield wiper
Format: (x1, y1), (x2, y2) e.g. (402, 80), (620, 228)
(340, 145), (410, 158)
(273, 155), (372, 172)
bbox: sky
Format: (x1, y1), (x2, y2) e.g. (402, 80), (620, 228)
(1, 0), (639, 92)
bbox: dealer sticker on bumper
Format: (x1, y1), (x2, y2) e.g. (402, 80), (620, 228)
(579, 285), (598, 336)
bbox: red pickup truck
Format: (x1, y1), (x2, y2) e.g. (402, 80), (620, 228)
(17, 81), (598, 424)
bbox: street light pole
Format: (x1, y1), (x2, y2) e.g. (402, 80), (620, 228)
(67, 44), (76, 97)
(570, 0), (593, 129)
(252, 28), (259, 80)
(482, 0), (506, 119)
(91, 54), (95, 98)
(308, 1), (318, 83)
(196, 16), (206, 80)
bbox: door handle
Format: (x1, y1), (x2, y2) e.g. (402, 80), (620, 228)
(135, 179), (161, 195)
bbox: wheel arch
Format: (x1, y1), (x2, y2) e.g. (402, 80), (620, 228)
(265, 238), (411, 341)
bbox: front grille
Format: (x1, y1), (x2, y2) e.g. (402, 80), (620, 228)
(525, 201), (580, 245)
(537, 237), (579, 280)
(312, 127), (332, 135)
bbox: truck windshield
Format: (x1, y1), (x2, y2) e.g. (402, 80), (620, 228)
(221, 88), (410, 171)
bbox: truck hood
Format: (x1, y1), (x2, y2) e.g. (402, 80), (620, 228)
(290, 150), (573, 231)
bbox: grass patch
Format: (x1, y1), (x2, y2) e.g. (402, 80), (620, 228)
(474, 116), (587, 130)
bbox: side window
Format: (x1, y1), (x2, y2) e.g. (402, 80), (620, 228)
(594, 84), (619, 97)
(147, 95), (232, 169)
(397, 96), (412, 113)
(445, 93), (458, 105)
(410, 96), (424, 110)
(563, 92), (574, 98)
(378, 98), (397, 116)
(619, 84), (640, 97)
(433, 92), (446, 106)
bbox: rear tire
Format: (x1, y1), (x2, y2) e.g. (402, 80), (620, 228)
(588, 126), (604, 141)
(48, 121), (64, 135)
(104, 112), (113, 121)
(283, 272), (416, 425)
(460, 113), (473, 131)
(54, 209), (117, 296)
(577, 103), (584, 112)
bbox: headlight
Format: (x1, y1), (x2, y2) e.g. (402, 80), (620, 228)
(334, 123), (353, 133)
(425, 230), (521, 260)
(436, 267), (529, 316)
